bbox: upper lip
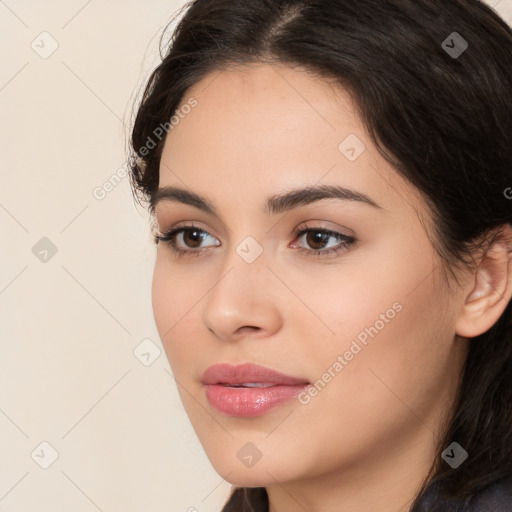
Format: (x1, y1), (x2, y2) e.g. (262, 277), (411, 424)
(201, 363), (310, 386)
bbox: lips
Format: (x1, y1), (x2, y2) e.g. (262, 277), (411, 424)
(201, 362), (310, 387)
(201, 363), (310, 417)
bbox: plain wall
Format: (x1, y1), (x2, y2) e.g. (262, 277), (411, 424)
(1, 1), (511, 511)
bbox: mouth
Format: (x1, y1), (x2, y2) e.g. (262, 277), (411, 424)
(201, 362), (310, 386)
(219, 382), (276, 388)
(201, 363), (310, 417)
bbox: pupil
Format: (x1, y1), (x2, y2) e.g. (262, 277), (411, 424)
(185, 230), (202, 248)
(308, 231), (327, 249)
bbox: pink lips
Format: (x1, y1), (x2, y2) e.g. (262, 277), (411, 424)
(201, 363), (310, 417)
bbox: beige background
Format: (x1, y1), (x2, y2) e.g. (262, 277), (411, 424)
(1, 1), (511, 511)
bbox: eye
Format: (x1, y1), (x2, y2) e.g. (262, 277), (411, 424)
(154, 222), (356, 259)
(154, 224), (220, 257)
(291, 223), (356, 257)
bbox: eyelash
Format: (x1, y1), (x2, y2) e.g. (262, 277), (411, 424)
(153, 222), (356, 259)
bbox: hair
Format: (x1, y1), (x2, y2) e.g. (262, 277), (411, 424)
(127, 0), (512, 510)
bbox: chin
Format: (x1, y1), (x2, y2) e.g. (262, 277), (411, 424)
(204, 447), (301, 487)
(219, 468), (276, 488)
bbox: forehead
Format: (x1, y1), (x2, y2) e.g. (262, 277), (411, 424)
(158, 62), (428, 223)
(187, 61), (350, 109)
(182, 63), (358, 132)
(165, 61), (357, 153)
(163, 64), (345, 176)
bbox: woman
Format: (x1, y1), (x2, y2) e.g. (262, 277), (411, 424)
(128, 0), (512, 510)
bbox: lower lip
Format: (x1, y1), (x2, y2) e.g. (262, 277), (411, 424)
(204, 383), (309, 417)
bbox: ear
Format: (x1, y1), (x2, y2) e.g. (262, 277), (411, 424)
(455, 224), (512, 339)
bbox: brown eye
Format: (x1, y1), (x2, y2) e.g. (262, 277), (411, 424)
(155, 224), (221, 256)
(182, 229), (206, 248)
(304, 231), (331, 250)
(292, 226), (356, 258)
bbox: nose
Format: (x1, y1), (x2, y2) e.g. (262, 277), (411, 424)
(201, 246), (283, 342)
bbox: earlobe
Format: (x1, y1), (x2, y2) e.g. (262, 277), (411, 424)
(455, 225), (512, 339)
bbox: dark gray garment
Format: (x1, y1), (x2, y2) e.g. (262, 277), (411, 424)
(221, 476), (512, 511)
(413, 476), (512, 512)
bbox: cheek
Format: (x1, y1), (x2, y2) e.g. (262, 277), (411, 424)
(253, 290), (454, 482)
(151, 257), (204, 366)
(152, 254), (205, 322)
(304, 263), (454, 437)
(294, 240), (453, 424)
(152, 257), (176, 337)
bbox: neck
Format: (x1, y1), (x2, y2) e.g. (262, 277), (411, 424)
(266, 422), (442, 512)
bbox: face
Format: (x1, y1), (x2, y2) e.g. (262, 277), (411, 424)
(151, 62), (469, 488)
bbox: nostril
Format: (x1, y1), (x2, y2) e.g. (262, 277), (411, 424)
(236, 325), (260, 334)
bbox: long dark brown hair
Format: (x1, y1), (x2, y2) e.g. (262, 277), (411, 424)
(127, 1), (512, 510)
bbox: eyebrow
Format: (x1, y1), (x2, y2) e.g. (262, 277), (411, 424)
(150, 184), (383, 216)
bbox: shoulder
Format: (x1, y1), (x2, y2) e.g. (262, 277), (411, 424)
(467, 477), (512, 511)
(414, 475), (512, 512)
(221, 487), (268, 512)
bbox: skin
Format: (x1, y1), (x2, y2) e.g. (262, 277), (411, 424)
(151, 62), (512, 512)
